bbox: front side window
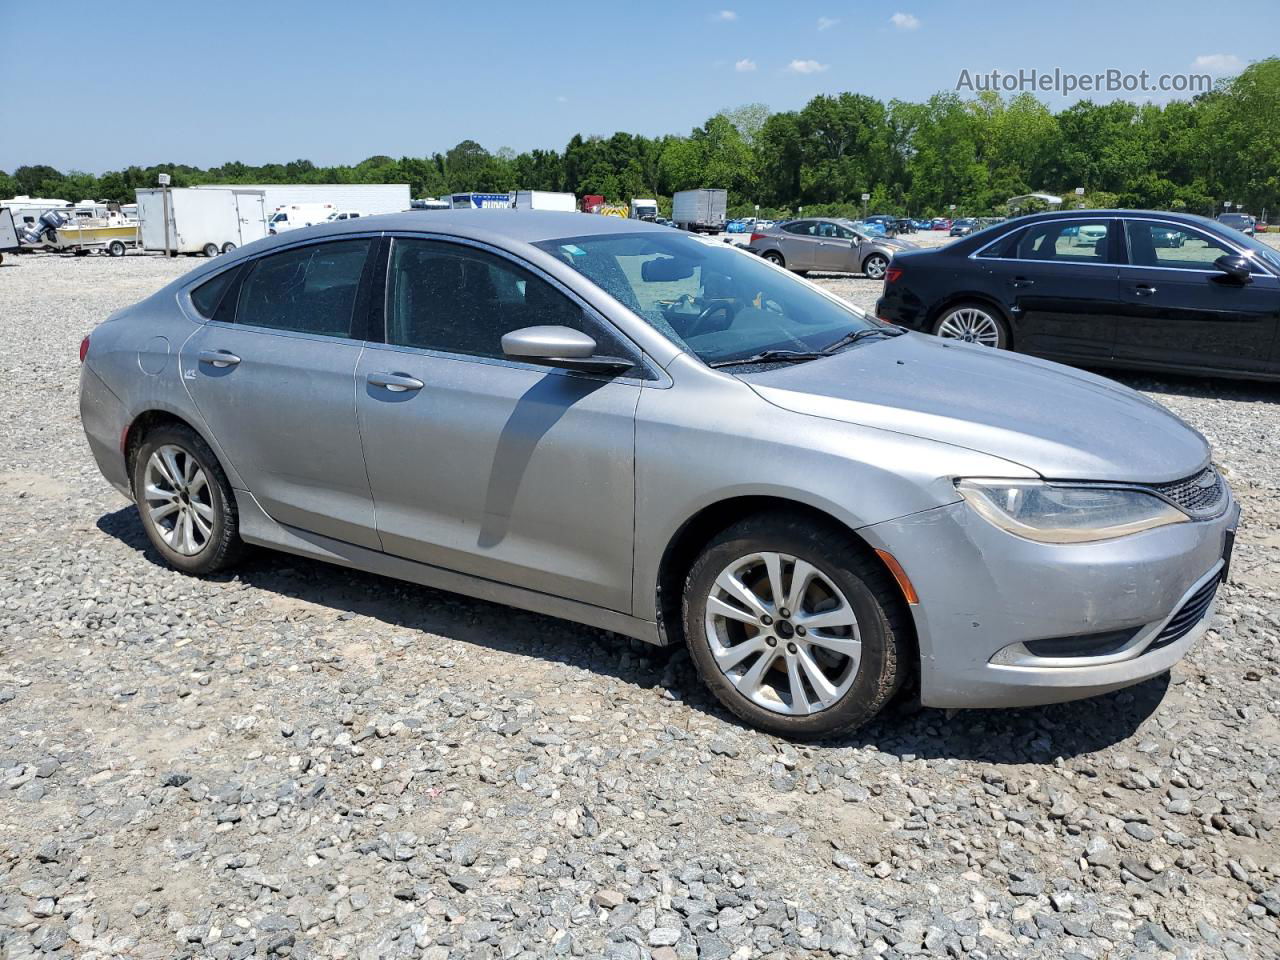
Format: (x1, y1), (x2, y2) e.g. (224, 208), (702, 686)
(234, 238), (371, 336)
(534, 231), (879, 367)
(1014, 220), (1113, 264)
(386, 238), (601, 360)
(1126, 221), (1237, 271)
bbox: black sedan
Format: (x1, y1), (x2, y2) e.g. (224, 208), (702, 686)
(875, 209), (1280, 380)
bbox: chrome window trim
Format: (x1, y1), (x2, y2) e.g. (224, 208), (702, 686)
(381, 232), (662, 384)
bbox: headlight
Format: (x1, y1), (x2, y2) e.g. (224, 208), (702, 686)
(956, 479), (1186, 543)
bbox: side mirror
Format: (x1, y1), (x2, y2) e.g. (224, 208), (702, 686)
(1213, 254), (1253, 284)
(500, 325), (633, 374)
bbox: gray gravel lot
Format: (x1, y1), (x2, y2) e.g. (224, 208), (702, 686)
(1, 247), (1278, 960)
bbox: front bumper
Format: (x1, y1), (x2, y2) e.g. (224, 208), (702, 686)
(860, 492), (1237, 709)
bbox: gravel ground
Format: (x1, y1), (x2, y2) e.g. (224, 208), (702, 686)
(1, 248), (1278, 960)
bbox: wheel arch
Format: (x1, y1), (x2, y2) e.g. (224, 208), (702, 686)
(654, 495), (918, 667)
(123, 409), (229, 495)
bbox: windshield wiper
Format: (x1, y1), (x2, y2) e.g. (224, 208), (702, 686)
(708, 349), (828, 369)
(819, 325), (903, 354)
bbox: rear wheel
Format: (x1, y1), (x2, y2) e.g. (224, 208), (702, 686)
(202, 242), (219, 258)
(221, 242), (236, 255)
(932, 302), (1008, 349)
(762, 250), (786, 268)
(863, 253), (889, 279)
(132, 424), (244, 575)
(683, 514), (908, 739)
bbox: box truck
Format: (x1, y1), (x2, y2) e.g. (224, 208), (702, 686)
(136, 188), (267, 256)
(450, 193), (512, 209)
(672, 189), (728, 233)
(630, 198), (658, 221)
(511, 190), (577, 212)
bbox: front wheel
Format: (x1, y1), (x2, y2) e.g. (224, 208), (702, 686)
(932, 303), (1008, 349)
(202, 242), (220, 258)
(683, 514), (908, 739)
(133, 424), (244, 575)
(863, 253), (889, 279)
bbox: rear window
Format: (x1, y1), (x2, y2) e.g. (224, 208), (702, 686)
(189, 268), (238, 318)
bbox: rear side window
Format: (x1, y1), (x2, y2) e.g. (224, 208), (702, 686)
(234, 239), (372, 337)
(189, 268), (237, 318)
(1014, 220), (1113, 264)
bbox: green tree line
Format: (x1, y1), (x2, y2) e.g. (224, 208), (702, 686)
(4, 58), (1277, 220)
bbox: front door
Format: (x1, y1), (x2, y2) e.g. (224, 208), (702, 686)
(181, 236), (380, 548)
(988, 217), (1120, 361)
(814, 221), (856, 272)
(355, 236), (642, 612)
(1113, 219), (1280, 376)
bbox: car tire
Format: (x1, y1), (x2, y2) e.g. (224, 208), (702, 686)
(202, 242), (220, 258)
(108, 240), (126, 257)
(132, 423), (244, 576)
(682, 513), (909, 739)
(863, 253), (890, 279)
(221, 242), (237, 255)
(931, 302), (1009, 349)
(762, 251), (786, 268)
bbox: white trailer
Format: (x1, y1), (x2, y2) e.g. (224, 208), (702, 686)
(511, 190), (577, 212)
(195, 183), (410, 219)
(0, 208), (19, 264)
(672, 189), (728, 233)
(136, 187), (268, 256)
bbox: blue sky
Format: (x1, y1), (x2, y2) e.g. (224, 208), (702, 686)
(2, 0), (1276, 173)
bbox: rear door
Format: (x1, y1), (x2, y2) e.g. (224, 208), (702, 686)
(354, 235), (644, 611)
(1112, 219), (1280, 376)
(778, 221), (820, 270)
(984, 217), (1120, 361)
(181, 236), (381, 548)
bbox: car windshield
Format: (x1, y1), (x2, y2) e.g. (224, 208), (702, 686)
(1232, 231), (1280, 271)
(534, 231), (877, 366)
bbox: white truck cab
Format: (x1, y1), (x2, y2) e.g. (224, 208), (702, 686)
(268, 202), (335, 234)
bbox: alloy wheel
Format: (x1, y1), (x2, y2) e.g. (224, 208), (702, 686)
(142, 444), (215, 556)
(704, 551), (862, 716)
(936, 307), (1002, 347)
(864, 256), (888, 279)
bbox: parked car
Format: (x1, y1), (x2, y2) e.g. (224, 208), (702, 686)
(893, 218), (916, 235)
(949, 218), (978, 237)
(725, 219), (752, 234)
(875, 209), (1280, 380)
(913, 219), (932, 231)
(80, 210), (1237, 738)
(1216, 213), (1256, 237)
(930, 218), (951, 231)
(748, 218), (917, 279)
(863, 215), (898, 234)
(854, 219), (888, 237)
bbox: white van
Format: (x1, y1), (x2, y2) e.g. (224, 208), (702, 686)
(267, 202), (335, 234)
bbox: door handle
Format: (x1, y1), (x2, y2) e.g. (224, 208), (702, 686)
(1133, 284), (1158, 297)
(1008, 277), (1035, 289)
(367, 371), (424, 392)
(197, 349), (241, 368)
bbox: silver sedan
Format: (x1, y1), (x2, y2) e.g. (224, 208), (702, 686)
(80, 211), (1236, 738)
(747, 218), (916, 278)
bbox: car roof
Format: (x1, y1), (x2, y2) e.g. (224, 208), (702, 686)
(254, 209), (673, 252)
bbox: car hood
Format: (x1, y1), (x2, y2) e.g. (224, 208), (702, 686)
(741, 333), (1210, 484)
(882, 238), (918, 249)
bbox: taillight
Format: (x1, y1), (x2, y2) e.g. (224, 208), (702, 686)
(79, 334), (91, 363)
(749, 232), (764, 245)
(884, 267), (903, 284)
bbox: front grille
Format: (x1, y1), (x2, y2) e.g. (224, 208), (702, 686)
(1149, 467), (1226, 519)
(1147, 576), (1219, 652)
